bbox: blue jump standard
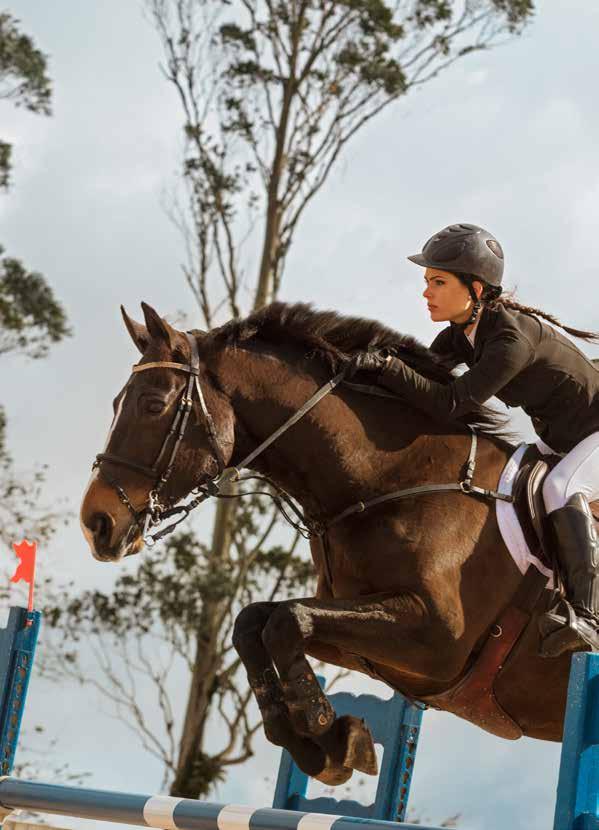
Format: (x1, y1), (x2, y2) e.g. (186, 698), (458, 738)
(3, 604), (599, 829)
(0, 607), (41, 777)
(0, 778), (440, 830)
(553, 652), (599, 830)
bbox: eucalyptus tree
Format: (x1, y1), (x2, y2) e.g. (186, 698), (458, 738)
(151, 0), (533, 317)
(0, 11), (52, 189)
(46, 0), (535, 801)
(147, 0), (534, 798)
(0, 12), (71, 546)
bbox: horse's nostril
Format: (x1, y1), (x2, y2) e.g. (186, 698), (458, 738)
(91, 512), (114, 548)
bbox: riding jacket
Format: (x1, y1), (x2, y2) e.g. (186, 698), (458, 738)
(378, 304), (599, 454)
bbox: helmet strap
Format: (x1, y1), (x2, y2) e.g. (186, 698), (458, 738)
(455, 281), (482, 330)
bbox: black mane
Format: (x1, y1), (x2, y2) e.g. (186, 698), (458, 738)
(211, 301), (511, 439)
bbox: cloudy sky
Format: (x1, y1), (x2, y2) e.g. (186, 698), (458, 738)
(3, 1), (599, 829)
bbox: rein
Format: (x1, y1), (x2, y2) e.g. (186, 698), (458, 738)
(93, 333), (513, 549)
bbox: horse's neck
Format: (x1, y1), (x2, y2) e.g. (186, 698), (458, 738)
(216, 346), (502, 518)
(218, 347), (353, 514)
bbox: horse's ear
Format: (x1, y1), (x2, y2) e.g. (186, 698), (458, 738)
(121, 305), (149, 355)
(140, 301), (178, 350)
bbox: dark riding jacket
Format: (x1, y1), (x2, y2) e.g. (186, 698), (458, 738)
(379, 304), (599, 454)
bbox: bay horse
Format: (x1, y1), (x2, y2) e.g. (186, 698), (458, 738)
(80, 301), (572, 786)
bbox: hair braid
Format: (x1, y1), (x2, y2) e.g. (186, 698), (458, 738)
(458, 275), (599, 345)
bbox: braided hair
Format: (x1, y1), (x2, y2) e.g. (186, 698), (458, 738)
(456, 274), (599, 344)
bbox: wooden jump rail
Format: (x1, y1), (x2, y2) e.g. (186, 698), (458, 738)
(0, 778), (442, 830)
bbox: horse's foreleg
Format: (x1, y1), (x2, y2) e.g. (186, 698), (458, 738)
(262, 592), (449, 751)
(232, 602), (329, 778)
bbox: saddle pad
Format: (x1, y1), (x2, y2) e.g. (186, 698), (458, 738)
(496, 444), (554, 587)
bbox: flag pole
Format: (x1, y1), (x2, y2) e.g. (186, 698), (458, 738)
(27, 556), (36, 613)
(9, 540), (38, 625)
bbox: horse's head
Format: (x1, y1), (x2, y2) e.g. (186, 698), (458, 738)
(80, 302), (235, 562)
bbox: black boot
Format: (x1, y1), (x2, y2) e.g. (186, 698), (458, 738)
(538, 493), (599, 658)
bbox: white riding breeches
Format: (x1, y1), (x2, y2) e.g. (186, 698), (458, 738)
(538, 432), (599, 514)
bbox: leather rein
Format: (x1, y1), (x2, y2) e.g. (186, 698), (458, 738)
(93, 332), (513, 549)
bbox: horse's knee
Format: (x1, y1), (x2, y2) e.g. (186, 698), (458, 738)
(262, 602), (313, 659)
(233, 602), (275, 653)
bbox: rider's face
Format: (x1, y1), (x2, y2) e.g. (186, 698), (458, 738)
(422, 269), (478, 324)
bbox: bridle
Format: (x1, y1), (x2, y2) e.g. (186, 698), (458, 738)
(93, 332), (348, 548)
(93, 332), (226, 546)
(92, 332), (513, 551)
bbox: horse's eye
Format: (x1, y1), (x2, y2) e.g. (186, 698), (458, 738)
(144, 399), (165, 415)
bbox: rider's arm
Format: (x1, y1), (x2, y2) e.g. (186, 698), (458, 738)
(379, 331), (534, 417)
(429, 327), (460, 370)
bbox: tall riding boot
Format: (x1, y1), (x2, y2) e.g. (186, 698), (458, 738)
(538, 492), (599, 658)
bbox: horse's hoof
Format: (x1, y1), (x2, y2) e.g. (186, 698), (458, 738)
(315, 715), (378, 781)
(341, 715), (378, 776)
(313, 763), (353, 786)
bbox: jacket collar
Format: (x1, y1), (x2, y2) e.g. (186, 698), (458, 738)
(449, 306), (492, 359)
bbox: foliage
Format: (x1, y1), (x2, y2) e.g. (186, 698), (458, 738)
(151, 0), (534, 320)
(42, 496), (314, 794)
(0, 11), (52, 189)
(0, 415), (71, 547)
(44, 0), (535, 800)
(0, 12), (72, 548)
(0, 245), (72, 360)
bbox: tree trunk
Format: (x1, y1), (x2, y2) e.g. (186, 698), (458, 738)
(253, 56), (297, 310)
(170, 498), (237, 797)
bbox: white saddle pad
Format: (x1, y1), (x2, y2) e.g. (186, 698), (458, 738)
(496, 443), (554, 587)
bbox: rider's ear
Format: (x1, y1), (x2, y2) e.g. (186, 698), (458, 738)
(472, 280), (485, 301)
(121, 305), (150, 355)
(141, 301), (179, 351)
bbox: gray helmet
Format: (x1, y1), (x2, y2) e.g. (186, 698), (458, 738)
(407, 223), (504, 286)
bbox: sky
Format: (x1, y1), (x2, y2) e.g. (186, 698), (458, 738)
(3, 1), (599, 829)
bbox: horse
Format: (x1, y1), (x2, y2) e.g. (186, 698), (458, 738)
(80, 300), (572, 786)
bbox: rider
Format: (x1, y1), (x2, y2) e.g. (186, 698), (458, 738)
(349, 222), (599, 658)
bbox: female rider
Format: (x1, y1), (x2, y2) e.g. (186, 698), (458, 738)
(349, 223), (599, 658)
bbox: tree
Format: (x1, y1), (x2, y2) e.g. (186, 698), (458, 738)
(0, 246), (71, 360)
(0, 13), (72, 545)
(45, 0), (535, 800)
(43, 500), (312, 794)
(0, 11), (52, 189)
(152, 0), (534, 318)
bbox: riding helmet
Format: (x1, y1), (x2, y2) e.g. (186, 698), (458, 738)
(407, 223), (504, 286)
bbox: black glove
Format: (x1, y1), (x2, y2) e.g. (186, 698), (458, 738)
(345, 350), (390, 379)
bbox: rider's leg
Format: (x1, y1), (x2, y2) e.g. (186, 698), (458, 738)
(538, 432), (599, 657)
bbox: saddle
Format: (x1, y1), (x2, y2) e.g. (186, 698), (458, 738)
(512, 444), (599, 576)
(421, 442), (599, 740)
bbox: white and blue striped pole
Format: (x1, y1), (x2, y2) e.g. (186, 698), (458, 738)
(0, 778), (444, 830)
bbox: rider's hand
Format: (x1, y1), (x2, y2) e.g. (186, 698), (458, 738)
(345, 351), (390, 379)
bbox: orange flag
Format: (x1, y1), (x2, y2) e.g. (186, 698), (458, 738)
(11, 539), (37, 612)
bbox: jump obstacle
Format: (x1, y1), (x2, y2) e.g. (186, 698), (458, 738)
(0, 604), (597, 830)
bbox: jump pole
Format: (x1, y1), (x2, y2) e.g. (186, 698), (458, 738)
(4, 539), (599, 829)
(0, 778), (443, 830)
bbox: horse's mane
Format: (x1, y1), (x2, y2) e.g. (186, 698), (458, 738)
(210, 301), (512, 440)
